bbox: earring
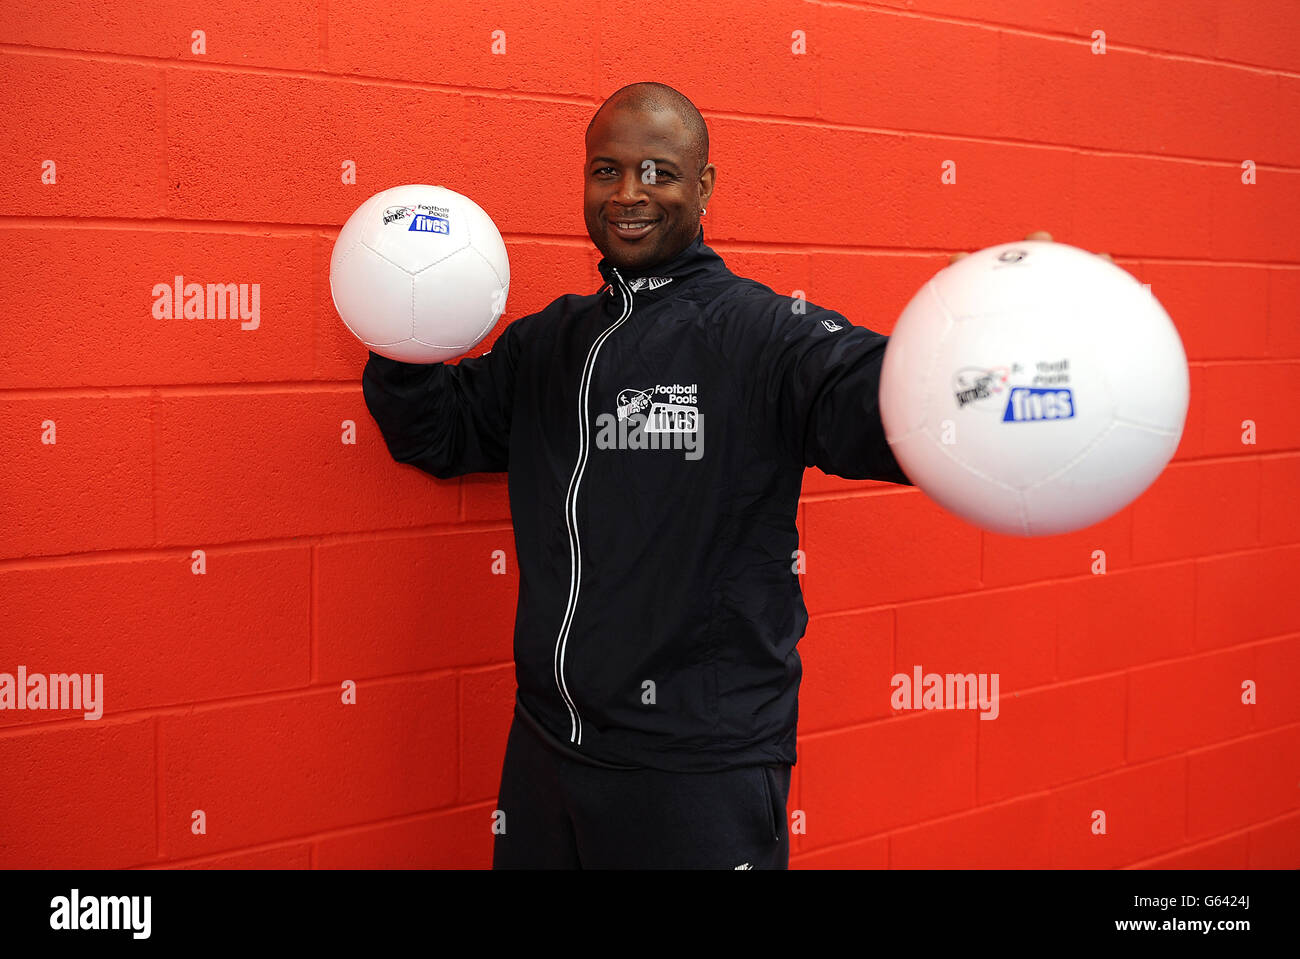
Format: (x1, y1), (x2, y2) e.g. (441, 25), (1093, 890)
(700, 208), (707, 216)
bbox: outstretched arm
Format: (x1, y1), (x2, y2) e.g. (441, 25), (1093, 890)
(750, 290), (913, 486)
(361, 318), (522, 479)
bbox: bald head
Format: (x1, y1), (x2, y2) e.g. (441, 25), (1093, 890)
(583, 81), (716, 272)
(587, 82), (709, 176)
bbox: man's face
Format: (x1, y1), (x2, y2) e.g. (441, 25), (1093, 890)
(584, 105), (715, 275)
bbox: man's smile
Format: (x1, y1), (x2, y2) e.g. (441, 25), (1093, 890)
(609, 217), (660, 240)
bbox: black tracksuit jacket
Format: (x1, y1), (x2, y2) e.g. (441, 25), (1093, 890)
(362, 227), (912, 773)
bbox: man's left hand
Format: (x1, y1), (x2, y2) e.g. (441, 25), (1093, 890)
(948, 230), (1114, 265)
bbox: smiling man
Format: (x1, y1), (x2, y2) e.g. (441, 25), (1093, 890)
(583, 85), (715, 273)
(362, 81), (912, 869)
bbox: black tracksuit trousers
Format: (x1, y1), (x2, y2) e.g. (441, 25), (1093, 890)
(492, 705), (793, 869)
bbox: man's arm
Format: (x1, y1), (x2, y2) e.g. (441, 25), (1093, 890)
(748, 290), (913, 486)
(361, 317), (523, 479)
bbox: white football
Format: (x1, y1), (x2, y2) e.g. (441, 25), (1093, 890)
(879, 240), (1190, 537)
(329, 184), (510, 363)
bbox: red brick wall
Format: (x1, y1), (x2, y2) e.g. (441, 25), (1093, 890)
(0, 0), (1296, 868)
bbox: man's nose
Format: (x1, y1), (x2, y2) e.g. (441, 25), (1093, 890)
(613, 170), (650, 205)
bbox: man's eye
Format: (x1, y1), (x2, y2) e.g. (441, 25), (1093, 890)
(592, 167), (676, 180)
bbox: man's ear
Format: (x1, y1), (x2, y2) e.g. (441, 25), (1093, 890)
(698, 163), (717, 209)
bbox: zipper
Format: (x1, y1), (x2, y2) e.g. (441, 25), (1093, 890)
(552, 265), (635, 744)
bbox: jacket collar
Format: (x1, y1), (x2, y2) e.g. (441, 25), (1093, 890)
(596, 226), (728, 296)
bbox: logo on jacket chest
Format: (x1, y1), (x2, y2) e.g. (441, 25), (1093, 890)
(594, 383), (704, 461)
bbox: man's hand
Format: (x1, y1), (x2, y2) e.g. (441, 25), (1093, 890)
(948, 230), (1114, 265)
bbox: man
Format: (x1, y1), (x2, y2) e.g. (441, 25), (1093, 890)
(363, 82), (978, 868)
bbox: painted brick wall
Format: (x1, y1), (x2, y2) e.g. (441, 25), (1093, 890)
(0, 0), (1296, 869)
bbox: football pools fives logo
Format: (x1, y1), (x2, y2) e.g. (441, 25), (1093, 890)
(952, 358), (1076, 423)
(382, 203), (451, 234)
(595, 384), (703, 460)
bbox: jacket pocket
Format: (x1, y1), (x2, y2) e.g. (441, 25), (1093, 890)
(757, 765), (779, 841)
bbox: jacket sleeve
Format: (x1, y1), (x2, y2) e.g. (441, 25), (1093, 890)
(749, 291), (913, 486)
(361, 318), (522, 479)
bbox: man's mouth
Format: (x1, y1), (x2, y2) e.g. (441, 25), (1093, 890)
(609, 218), (659, 240)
